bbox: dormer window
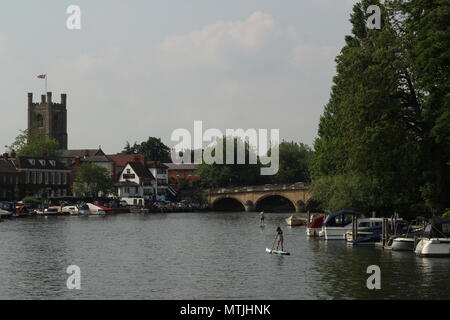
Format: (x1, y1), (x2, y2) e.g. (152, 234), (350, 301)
(39, 160), (46, 166)
(49, 160), (56, 167)
(28, 159), (36, 166)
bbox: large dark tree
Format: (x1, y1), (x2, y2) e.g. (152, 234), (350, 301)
(270, 141), (313, 184)
(120, 137), (171, 162)
(311, 0), (450, 217)
(196, 137), (267, 188)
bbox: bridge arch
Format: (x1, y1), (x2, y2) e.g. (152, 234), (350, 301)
(206, 184), (311, 213)
(254, 194), (298, 213)
(212, 197), (246, 212)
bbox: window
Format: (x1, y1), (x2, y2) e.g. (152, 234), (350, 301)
(28, 159), (36, 166)
(36, 114), (44, 128)
(49, 160), (56, 167)
(39, 160), (46, 166)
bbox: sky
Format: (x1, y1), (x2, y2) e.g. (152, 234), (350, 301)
(0, 0), (358, 154)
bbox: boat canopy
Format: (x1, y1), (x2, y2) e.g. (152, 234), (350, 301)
(323, 209), (360, 227)
(423, 218), (450, 238)
(308, 215), (325, 228)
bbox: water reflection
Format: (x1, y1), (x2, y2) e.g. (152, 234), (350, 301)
(0, 212), (449, 299)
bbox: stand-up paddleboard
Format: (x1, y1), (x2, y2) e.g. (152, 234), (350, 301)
(266, 248), (290, 255)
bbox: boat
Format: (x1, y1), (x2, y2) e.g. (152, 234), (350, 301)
(384, 218), (426, 251)
(0, 201), (15, 218)
(345, 218), (406, 245)
(319, 209), (361, 240)
(285, 214), (307, 226)
(78, 203), (112, 215)
(306, 215), (325, 237)
(0, 209), (13, 219)
(62, 205), (82, 215)
(36, 207), (61, 216)
(266, 248), (290, 255)
(388, 237), (416, 251)
(415, 218), (450, 257)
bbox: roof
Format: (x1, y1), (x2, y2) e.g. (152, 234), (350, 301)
(127, 161), (155, 180)
(13, 156), (69, 171)
(323, 209), (360, 226)
(164, 163), (198, 171)
(146, 161), (168, 169)
(0, 159), (18, 174)
(82, 155), (113, 163)
(61, 149), (105, 158)
(108, 154), (145, 167)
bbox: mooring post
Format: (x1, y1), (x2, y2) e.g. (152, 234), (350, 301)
(382, 218), (388, 247)
(352, 216), (358, 241)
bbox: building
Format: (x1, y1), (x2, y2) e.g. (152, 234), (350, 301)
(107, 154), (145, 180)
(0, 157), (21, 200)
(146, 161), (176, 199)
(13, 156), (71, 198)
(116, 161), (156, 206)
(60, 148), (106, 166)
(28, 92), (68, 150)
(165, 163), (200, 182)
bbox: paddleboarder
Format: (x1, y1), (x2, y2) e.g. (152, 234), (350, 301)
(275, 227), (284, 251)
(260, 211), (265, 226)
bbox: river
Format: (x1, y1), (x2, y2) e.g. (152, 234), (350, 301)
(0, 212), (449, 300)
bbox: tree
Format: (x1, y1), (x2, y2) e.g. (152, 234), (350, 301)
(5, 129), (61, 158)
(120, 137), (171, 162)
(311, 0), (426, 217)
(73, 163), (113, 198)
(196, 136), (267, 188)
(269, 141), (313, 184)
(399, 0), (450, 213)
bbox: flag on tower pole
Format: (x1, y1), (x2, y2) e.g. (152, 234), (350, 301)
(37, 74), (47, 93)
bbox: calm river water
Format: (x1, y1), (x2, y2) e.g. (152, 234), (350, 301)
(0, 212), (449, 300)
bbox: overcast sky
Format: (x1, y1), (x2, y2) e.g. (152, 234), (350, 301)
(0, 0), (358, 154)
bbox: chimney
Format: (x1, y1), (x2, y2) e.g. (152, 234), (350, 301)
(10, 150), (16, 159)
(74, 156), (81, 166)
(41, 95), (46, 103)
(47, 92), (52, 104)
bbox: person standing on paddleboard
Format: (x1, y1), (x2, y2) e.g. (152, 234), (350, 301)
(260, 211), (265, 225)
(276, 227), (284, 251)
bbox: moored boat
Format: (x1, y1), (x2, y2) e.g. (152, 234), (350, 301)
(285, 214), (307, 226)
(319, 209), (360, 240)
(306, 215), (325, 237)
(415, 218), (450, 257)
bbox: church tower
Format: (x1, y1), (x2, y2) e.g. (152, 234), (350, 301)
(27, 92), (68, 150)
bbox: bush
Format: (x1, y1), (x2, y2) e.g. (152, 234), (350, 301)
(22, 196), (42, 206)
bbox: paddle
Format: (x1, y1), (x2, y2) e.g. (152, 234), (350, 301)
(270, 234), (279, 253)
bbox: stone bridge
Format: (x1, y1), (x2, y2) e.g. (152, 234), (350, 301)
(206, 183), (312, 213)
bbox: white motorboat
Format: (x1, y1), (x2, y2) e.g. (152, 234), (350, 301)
(319, 210), (361, 240)
(62, 205), (81, 215)
(285, 214), (307, 226)
(415, 218), (450, 257)
(78, 203), (112, 215)
(0, 209), (13, 218)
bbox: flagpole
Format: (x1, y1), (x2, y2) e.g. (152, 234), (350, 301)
(45, 75), (47, 93)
